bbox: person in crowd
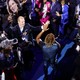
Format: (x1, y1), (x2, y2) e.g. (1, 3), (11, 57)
(71, 38), (80, 80)
(2, 15), (34, 70)
(12, 16), (32, 43)
(1, 46), (17, 80)
(3, 16), (30, 43)
(0, 0), (7, 31)
(29, 0), (42, 26)
(0, 32), (18, 80)
(31, 0), (51, 25)
(26, 0), (35, 15)
(36, 21), (60, 80)
(66, 0), (77, 27)
(59, 0), (69, 38)
(4, 0), (29, 27)
(38, 0), (51, 25)
(50, 0), (62, 37)
(75, 2), (80, 36)
(72, 5), (80, 79)
(12, 16), (35, 66)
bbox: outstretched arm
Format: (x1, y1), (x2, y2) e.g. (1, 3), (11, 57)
(36, 21), (50, 44)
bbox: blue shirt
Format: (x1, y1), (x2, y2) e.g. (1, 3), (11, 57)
(39, 41), (59, 61)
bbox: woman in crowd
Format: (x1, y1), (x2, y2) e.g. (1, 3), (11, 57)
(31, 0), (51, 26)
(36, 21), (60, 80)
(39, 0), (51, 25)
(5, 0), (29, 26)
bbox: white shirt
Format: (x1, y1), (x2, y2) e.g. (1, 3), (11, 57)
(20, 27), (24, 32)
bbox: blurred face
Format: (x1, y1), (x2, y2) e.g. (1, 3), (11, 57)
(52, 0), (56, 2)
(18, 16), (25, 28)
(61, 0), (65, 5)
(43, 0), (47, 3)
(9, 0), (18, 13)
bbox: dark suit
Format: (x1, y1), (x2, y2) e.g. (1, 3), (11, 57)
(2, 19), (42, 40)
(25, 0), (33, 14)
(50, 1), (62, 37)
(67, 0), (77, 27)
(12, 23), (35, 66)
(2, 21), (42, 68)
(12, 23), (31, 43)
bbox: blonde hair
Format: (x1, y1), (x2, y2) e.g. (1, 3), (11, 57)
(44, 33), (55, 46)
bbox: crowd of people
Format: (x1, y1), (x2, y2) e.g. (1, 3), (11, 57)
(0, 0), (80, 80)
